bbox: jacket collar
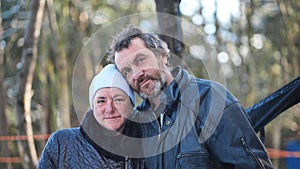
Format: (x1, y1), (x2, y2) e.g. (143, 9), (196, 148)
(137, 66), (190, 115)
(80, 109), (129, 159)
(80, 109), (121, 140)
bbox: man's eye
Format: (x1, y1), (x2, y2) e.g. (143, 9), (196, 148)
(136, 58), (145, 65)
(123, 69), (131, 77)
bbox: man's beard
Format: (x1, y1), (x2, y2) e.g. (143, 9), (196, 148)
(139, 80), (163, 100)
(139, 69), (168, 100)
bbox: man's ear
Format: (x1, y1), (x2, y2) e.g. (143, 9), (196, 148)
(161, 54), (169, 65)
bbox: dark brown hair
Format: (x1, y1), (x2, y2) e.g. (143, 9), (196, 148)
(106, 25), (170, 65)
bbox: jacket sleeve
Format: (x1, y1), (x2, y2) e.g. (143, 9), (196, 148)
(205, 102), (274, 169)
(37, 132), (59, 169)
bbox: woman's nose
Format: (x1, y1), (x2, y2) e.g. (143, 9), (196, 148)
(105, 100), (114, 113)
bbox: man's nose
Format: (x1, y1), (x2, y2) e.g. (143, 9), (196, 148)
(132, 67), (144, 82)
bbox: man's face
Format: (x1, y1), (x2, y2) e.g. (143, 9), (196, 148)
(93, 87), (133, 131)
(115, 37), (171, 100)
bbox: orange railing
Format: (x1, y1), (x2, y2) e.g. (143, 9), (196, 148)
(266, 148), (300, 159)
(0, 134), (50, 141)
(0, 134), (50, 163)
(0, 135), (300, 163)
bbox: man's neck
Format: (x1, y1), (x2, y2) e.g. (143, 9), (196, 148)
(150, 96), (161, 111)
(149, 68), (175, 111)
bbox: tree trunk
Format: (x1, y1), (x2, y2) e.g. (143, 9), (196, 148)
(47, 0), (71, 128)
(0, 20), (11, 169)
(155, 0), (184, 60)
(244, 0), (256, 107)
(36, 27), (50, 148)
(15, 0), (45, 168)
(272, 119), (282, 169)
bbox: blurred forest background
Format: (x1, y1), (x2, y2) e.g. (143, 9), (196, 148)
(0, 0), (299, 168)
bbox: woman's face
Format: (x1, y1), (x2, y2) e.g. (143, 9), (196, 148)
(93, 87), (133, 131)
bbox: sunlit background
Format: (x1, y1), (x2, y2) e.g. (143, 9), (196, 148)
(1, 0), (299, 168)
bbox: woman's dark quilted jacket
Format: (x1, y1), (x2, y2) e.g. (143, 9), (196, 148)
(37, 110), (145, 169)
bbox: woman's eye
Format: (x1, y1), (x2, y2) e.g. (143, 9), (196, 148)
(114, 97), (125, 103)
(97, 99), (105, 104)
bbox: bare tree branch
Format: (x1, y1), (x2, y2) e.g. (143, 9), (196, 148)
(15, 0), (46, 167)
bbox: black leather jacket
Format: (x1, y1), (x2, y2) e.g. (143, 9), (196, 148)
(37, 110), (145, 169)
(135, 67), (274, 169)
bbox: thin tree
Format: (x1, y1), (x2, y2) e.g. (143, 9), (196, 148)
(15, 0), (45, 168)
(47, 0), (71, 128)
(0, 13), (11, 169)
(155, 0), (184, 59)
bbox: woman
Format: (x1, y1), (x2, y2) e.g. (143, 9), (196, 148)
(37, 64), (145, 169)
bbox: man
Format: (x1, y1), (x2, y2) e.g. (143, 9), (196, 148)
(107, 25), (274, 169)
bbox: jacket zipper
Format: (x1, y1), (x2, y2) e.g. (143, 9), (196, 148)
(124, 156), (128, 169)
(240, 137), (265, 169)
(152, 111), (163, 141)
(177, 152), (205, 158)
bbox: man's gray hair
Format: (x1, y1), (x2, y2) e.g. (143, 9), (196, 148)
(106, 25), (170, 66)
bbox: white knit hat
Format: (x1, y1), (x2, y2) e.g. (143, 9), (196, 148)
(89, 64), (135, 109)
